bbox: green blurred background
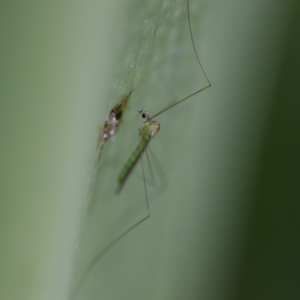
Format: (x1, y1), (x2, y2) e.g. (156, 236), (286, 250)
(1, 0), (300, 299)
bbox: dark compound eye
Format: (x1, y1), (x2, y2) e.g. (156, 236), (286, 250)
(142, 112), (147, 118)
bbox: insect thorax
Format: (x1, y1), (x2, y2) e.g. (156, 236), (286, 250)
(139, 120), (160, 139)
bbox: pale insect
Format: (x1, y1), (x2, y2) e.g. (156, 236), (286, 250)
(69, 2), (211, 298)
(98, 89), (133, 161)
(117, 0), (211, 217)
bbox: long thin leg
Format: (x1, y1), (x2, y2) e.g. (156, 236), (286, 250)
(147, 146), (168, 186)
(145, 148), (156, 186)
(141, 151), (150, 217)
(151, 0), (211, 120)
(69, 216), (149, 300)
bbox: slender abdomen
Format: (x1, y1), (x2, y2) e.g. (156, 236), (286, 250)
(117, 137), (149, 191)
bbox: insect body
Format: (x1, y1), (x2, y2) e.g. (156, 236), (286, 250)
(117, 111), (160, 192)
(116, 0), (211, 215)
(69, 2), (212, 299)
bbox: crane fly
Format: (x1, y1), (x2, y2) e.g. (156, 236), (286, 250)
(117, 0), (211, 218)
(69, 2), (212, 299)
